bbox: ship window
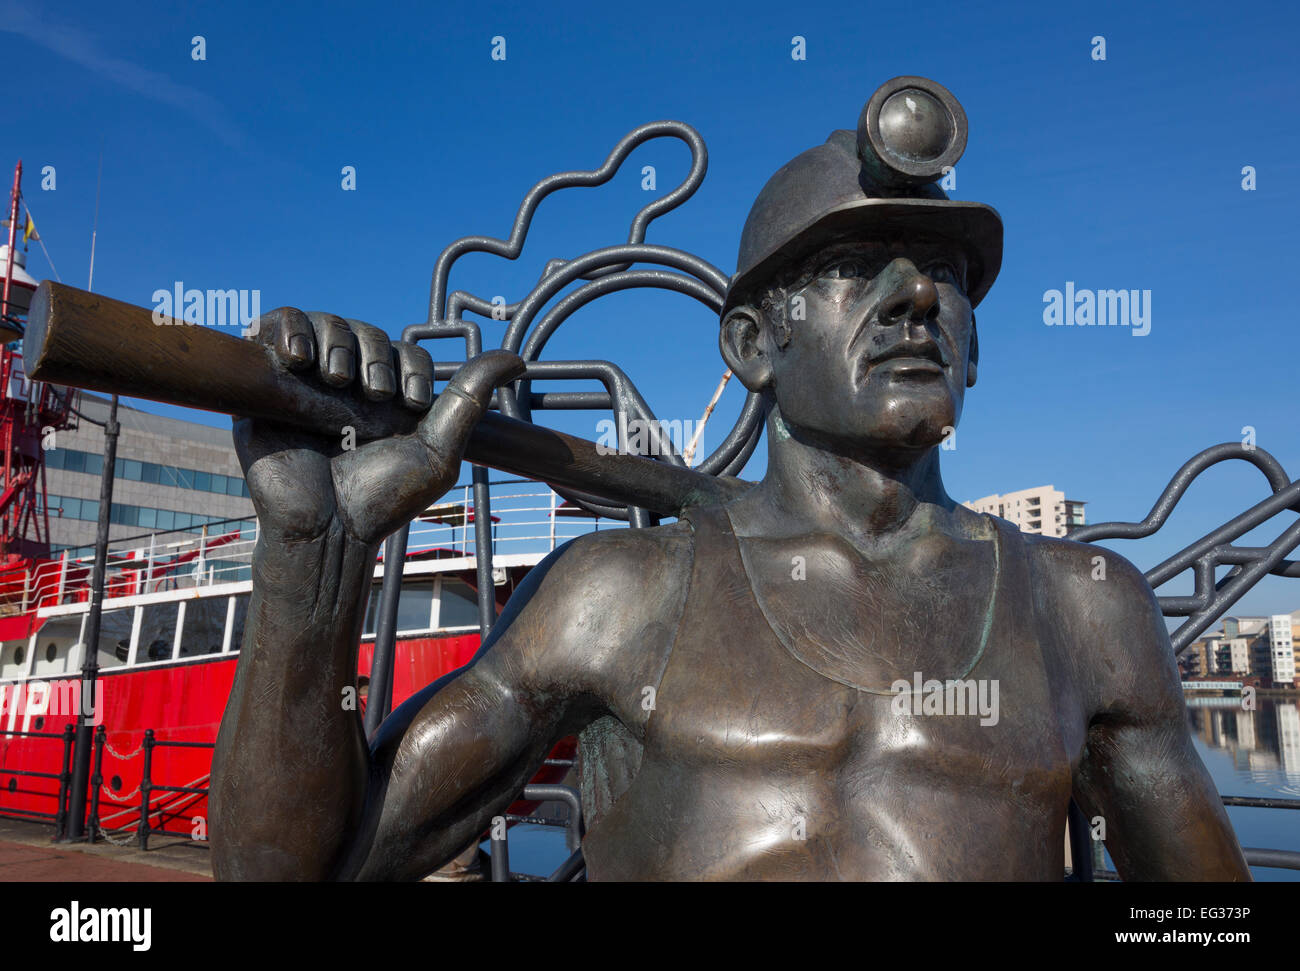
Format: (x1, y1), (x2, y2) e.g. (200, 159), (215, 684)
(438, 580), (480, 630)
(26, 618), (78, 677)
(396, 580), (435, 633)
(1, 642), (27, 679)
(227, 595), (249, 652)
(361, 582), (447, 635)
(138, 603), (180, 663)
(95, 608), (134, 670)
(179, 597), (227, 657)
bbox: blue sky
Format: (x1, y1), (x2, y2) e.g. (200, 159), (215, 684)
(7, 0), (1300, 616)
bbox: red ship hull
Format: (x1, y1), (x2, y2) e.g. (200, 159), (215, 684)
(0, 627), (574, 841)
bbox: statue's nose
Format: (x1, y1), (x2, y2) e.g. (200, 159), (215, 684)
(880, 267), (940, 325)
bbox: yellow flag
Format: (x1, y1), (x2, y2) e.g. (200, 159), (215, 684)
(22, 212), (38, 243)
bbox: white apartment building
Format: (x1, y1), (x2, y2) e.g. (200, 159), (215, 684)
(963, 485), (1086, 537)
(1293, 608), (1300, 672)
(1269, 614), (1296, 686)
(1219, 637), (1253, 675)
(1209, 615), (1298, 687)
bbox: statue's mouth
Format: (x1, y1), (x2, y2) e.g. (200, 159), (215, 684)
(861, 340), (947, 380)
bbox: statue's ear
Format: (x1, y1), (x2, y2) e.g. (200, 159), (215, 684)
(966, 314), (979, 388)
(719, 305), (774, 393)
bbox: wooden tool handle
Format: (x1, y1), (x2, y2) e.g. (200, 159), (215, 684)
(23, 281), (735, 517)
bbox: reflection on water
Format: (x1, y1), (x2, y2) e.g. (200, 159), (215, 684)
(1186, 695), (1300, 791)
(1185, 695), (1300, 882)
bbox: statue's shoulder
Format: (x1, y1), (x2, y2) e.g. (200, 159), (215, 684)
(487, 517), (695, 696)
(509, 517), (696, 631)
(1019, 532), (1158, 618)
(1018, 531), (1177, 710)
(555, 516), (695, 573)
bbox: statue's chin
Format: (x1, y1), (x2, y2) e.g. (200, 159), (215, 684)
(774, 397), (958, 458)
(790, 423), (951, 462)
(859, 409), (956, 453)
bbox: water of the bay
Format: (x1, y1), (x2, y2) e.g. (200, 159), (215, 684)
(1186, 694), (1300, 882)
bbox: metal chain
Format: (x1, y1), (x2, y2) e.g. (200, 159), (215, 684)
(95, 824), (135, 846)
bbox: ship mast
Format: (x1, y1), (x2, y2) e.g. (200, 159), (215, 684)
(0, 159), (76, 565)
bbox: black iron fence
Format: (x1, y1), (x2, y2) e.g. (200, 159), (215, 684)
(0, 724), (212, 851)
(0, 724), (75, 833)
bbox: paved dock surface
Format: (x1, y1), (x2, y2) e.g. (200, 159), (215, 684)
(0, 818), (211, 881)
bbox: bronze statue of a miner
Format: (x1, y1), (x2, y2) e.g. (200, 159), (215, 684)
(209, 77), (1250, 881)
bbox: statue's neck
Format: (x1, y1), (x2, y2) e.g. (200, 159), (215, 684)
(742, 406), (960, 549)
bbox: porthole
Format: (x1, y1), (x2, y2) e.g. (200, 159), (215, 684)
(110, 775), (122, 792)
(12, 646), (22, 666)
(33, 717), (44, 731)
(6, 778), (14, 792)
(45, 643), (56, 663)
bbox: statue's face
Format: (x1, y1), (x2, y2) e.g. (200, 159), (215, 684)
(754, 237), (976, 454)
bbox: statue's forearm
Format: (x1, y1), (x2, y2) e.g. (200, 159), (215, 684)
(211, 522), (377, 880)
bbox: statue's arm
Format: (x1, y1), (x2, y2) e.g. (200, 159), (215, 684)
(212, 521), (683, 881)
(1067, 552), (1250, 881)
(207, 307), (685, 880)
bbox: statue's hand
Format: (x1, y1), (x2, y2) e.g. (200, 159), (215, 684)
(233, 307), (523, 546)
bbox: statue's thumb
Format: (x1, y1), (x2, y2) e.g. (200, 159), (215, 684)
(418, 350), (526, 464)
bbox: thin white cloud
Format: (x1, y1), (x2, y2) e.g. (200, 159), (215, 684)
(2, 2), (245, 148)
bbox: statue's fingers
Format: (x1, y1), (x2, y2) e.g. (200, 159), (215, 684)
(417, 350), (525, 466)
(306, 312), (357, 388)
(350, 321), (397, 402)
(393, 341), (434, 411)
(270, 307), (316, 370)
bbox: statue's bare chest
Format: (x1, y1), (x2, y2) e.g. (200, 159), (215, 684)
(582, 521), (1080, 879)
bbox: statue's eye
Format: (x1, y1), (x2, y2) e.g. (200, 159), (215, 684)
(820, 259), (867, 280)
(924, 261), (963, 289)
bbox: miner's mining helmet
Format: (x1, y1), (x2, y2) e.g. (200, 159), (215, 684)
(721, 76), (1003, 317)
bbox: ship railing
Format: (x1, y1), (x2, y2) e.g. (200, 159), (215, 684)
(85, 726), (213, 851)
(0, 723), (76, 835)
(399, 479), (622, 564)
(3, 526), (261, 611)
(0, 479), (625, 614)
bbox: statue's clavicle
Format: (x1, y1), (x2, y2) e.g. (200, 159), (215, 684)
(726, 510), (1002, 695)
